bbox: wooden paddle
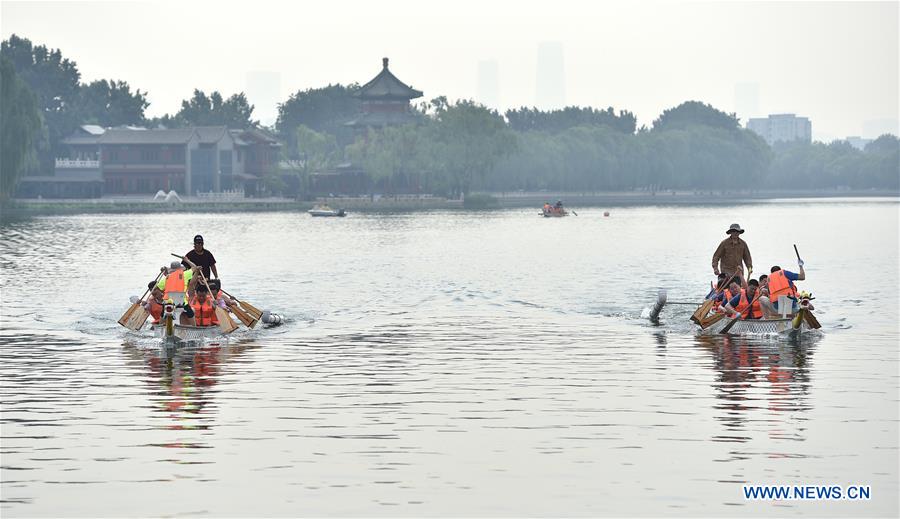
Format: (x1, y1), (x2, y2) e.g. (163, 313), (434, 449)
(791, 244), (821, 329)
(118, 271), (165, 331)
(173, 253), (239, 334)
(692, 273), (738, 324)
(699, 312), (725, 329)
(804, 309), (822, 329)
(219, 288), (264, 321)
(224, 298), (258, 328)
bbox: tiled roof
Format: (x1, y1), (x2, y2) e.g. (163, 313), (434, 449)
(98, 129), (196, 145)
(194, 126), (229, 144)
(63, 135), (103, 145)
(357, 58), (423, 100)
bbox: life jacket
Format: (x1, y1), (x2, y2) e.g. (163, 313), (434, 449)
(148, 299), (164, 324)
(768, 270), (797, 301)
(714, 288), (734, 312)
(164, 269), (186, 300)
(190, 295), (219, 327)
(734, 289), (762, 319)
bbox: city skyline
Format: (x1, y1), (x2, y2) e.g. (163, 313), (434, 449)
(2, 0), (897, 139)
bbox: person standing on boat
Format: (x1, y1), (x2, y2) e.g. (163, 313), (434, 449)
(182, 235), (218, 280)
(712, 223), (753, 278)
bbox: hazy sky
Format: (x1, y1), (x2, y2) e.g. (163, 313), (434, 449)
(2, 0), (897, 139)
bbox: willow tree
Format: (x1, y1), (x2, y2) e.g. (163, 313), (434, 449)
(431, 101), (517, 197)
(1, 56), (45, 199)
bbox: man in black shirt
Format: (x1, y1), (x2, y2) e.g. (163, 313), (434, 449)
(183, 234), (218, 280)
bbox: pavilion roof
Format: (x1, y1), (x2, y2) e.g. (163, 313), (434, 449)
(356, 58), (423, 101)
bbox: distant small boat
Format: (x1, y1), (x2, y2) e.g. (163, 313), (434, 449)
(541, 208), (568, 217)
(308, 205), (346, 217)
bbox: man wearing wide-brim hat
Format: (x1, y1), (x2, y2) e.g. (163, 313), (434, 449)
(711, 223), (753, 278)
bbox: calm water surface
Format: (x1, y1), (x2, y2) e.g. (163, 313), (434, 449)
(1, 199), (898, 517)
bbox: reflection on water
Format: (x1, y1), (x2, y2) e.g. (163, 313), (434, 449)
(122, 340), (261, 442)
(1, 204), (898, 516)
(696, 335), (817, 445)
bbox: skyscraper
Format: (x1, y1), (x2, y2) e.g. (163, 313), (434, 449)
(477, 60), (500, 109)
(536, 42), (565, 109)
(747, 114), (812, 145)
(245, 70), (282, 127)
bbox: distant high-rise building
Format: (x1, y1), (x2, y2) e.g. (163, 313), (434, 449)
(734, 82), (760, 123)
(245, 70), (282, 127)
(536, 42), (565, 109)
(477, 60), (500, 109)
(747, 114), (812, 145)
(845, 136), (873, 150)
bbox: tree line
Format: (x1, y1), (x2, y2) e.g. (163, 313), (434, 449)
(2, 33), (898, 199)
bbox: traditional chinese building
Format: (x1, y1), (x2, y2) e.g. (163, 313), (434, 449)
(28, 126), (284, 197)
(346, 57), (423, 129)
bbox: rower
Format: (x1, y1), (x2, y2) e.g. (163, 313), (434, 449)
(759, 262), (806, 318)
(189, 284), (220, 327)
(723, 279), (763, 320)
(157, 261), (193, 305)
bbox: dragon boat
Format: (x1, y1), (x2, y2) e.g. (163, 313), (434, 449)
(647, 289), (821, 338)
(692, 294), (821, 338)
(148, 299), (232, 345)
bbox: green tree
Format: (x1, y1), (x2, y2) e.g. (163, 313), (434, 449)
(505, 106), (636, 134)
(431, 101), (517, 196)
(78, 79), (149, 127)
(1, 56), (45, 199)
(294, 124), (338, 175)
(652, 101), (740, 132)
(276, 84), (360, 155)
(346, 124), (426, 194)
(171, 89), (257, 128)
(1, 34), (80, 168)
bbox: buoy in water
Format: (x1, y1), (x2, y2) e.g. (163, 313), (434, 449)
(261, 311), (284, 326)
(603, 211), (610, 217)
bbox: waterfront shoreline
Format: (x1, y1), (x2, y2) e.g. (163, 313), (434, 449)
(1, 189), (897, 218)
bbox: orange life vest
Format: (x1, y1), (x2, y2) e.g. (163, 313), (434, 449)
(768, 270), (797, 301)
(190, 296), (219, 327)
(148, 299), (163, 324)
(164, 269), (186, 299)
(734, 289), (762, 319)
(714, 288), (734, 312)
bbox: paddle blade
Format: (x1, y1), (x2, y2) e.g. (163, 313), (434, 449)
(216, 307), (239, 334)
(691, 300), (713, 324)
(237, 300), (264, 320)
(804, 310), (822, 329)
(117, 303), (139, 327)
(718, 314), (740, 334)
(699, 312), (725, 330)
(123, 306), (150, 331)
(229, 303), (258, 328)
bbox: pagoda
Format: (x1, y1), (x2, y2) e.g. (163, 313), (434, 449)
(347, 57), (424, 128)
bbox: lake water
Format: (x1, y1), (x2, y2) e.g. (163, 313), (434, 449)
(1, 198), (898, 517)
